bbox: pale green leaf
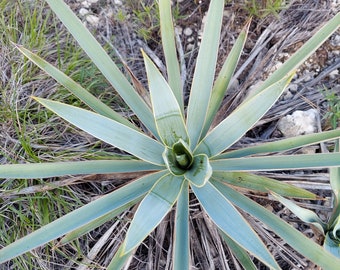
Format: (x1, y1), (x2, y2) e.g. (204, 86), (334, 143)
(192, 181), (280, 269)
(211, 153), (340, 171)
(324, 232), (340, 259)
(217, 129), (340, 159)
(0, 160), (160, 179)
(196, 73), (294, 157)
(163, 147), (186, 176)
(332, 216), (340, 241)
(212, 172), (317, 199)
(159, 0), (183, 112)
(0, 171), (164, 263)
(142, 51), (188, 147)
(58, 199), (139, 246)
(245, 12), (340, 100)
(173, 181), (190, 270)
(34, 98), (164, 165)
(212, 180), (340, 269)
(107, 244), (134, 270)
(271, 192), (326, 233)
(14, 44), (137, 130)
(186, 0), (224, 147)
(201, 19), (251, 137)
(329, 139), (340, 226)
(123, 174), (184, 253)
(44, 0), (157, 135)
(184, 154), (212, 187)
(219, 230), (257, 270)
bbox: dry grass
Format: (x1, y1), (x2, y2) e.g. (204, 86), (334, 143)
(0, 0), (339, 269)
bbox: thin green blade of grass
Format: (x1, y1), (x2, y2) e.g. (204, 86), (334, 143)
(211, 152), (340, 171)
(142, 51), (188, 147)
(192, 181), (280, 269)
(186, 0), (224, 148)
(34, 97), (164, 165)
(212, 180), (340, 269)
(123, 174), (184, 253)
(0, 171), (164, 263)
(159, 0), (183, 113)
(196, 73), (294, 157)
(44, 0), (157, 136)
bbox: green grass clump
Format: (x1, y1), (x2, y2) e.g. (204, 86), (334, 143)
(0, 1), (122, 267)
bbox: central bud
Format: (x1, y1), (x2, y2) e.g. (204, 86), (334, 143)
(163, 139), (193, 175)
(173, 140), (193, 170)
(162, 139), (212, 187)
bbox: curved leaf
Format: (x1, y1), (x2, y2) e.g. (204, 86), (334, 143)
(123, 174), (184, 253)
(0, 160), (160, 179)
(184, 154), (212, 187)
(324, 232), (340, 259)
(0, 171), (165, 263)
(34, 98), (164, 165)
(192, 181), (280, 269)
(196, 73), (294, 157)
(271, 192), (326, 233)
(213, 172), (317, 199)
(212, 180), (340, 269)
(186, 0), (224, 147)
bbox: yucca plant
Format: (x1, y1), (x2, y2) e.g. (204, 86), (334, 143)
(0, 0), (340, 268)
(273, 138), (340, 259)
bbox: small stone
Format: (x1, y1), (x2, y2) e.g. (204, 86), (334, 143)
(183, 27), (193, 36)
(86, 15), (99, 27)
(330, 34), (340, 47)
(329, 69), (339, 80)
(81, 0), (90, 8)
(186, 43), (195, 51)
(175, 26), (183, 35)
(79, 8), (89, 16)
(87, 0), (98, 3)
(287, 83), (298, 93)
(277, 109), (318, 137)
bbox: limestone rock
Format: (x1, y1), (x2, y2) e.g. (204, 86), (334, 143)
(277, 109), (318, 138)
